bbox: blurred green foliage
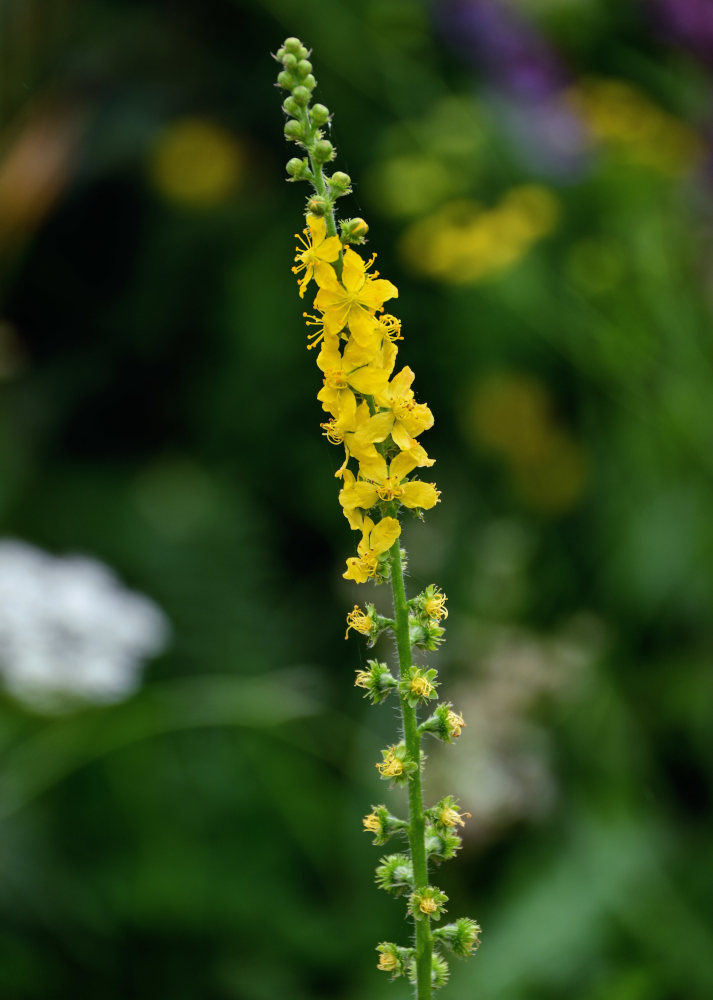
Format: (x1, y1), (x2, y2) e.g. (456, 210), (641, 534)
(1, 0), (712, 997)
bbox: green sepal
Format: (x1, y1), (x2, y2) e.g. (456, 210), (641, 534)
(375, 854), (414, 896)
(363, 804), (408, 846)
(408, 614), (445, 650)
(376, 941), (414, 979)
(432, 917), (482, 959)
(398, 665), (439, 708)
(407, 951), (450, 991)
(354, 660), (396, 705)
(425, 824), (462, 863)
(425, 795), (470, 833)
(408, 885), (448, 922)
(419, 701), (465, 742)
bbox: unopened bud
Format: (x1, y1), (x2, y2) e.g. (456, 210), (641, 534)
(277, 70), (294, 90)
(303, 74), (316, 90)
(310, 103), (330, 126)
(283, 37), (302, 54)
(313, 139), (335, 163)
(283, 52), (297, 70)
(296, 59), (312, 77)
(283, 95), (300, 117)
(292, 85), (311, 106)
(286, 157), (310, 180)
(341, 217), (369, 243)
(284, 119), (304, 141)
(306, 195), (330, 216)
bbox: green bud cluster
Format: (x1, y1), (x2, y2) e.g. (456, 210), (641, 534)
(274, 37), (352, 223)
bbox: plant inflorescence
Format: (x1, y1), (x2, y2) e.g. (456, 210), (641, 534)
(273, 36), (481, 999)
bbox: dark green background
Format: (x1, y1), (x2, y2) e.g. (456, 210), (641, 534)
(1, 1), (711, 997)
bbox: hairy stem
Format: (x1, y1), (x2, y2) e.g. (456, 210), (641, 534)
(390, 539), (432, 1000)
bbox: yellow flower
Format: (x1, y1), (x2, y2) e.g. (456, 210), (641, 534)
(354, 670), (371, 689)
(423, 588), (448, 621)
(322, 397), (401, 480)
(439, 806), (470, 828)
(314, 247), (398, 345)
(316, 339), (390, 417)
(363, 810), (382, 834)
(446, 709), (465, 739)
(340, 451), (440, 515)
(293, 214), (342, 298)
(377, 952), (400, 973)
(345, 604), (372, 640)
(343, 515), (401, 582)
(373, 366), (434, 450)
(410, 675), (435, 698)
(376, 746), (403, 778)
(419, 896), (438, 916)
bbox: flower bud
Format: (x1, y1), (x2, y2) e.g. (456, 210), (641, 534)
(312, 139), (335, 163)
(303, 74), (317, 90)
(282, 52), (298, 70)
(282, 95), (301, 117)
(340, 217), (369, 243)
(275, 46), (286, 62)
(292, 85), (311, 106)
(433, 918), (482, 958)
(306, 194), (330, 216)
(286, 157), (310, 181)
(284, 119), (304, 142)
(310, 103), (330, 126)
(283, 36), (303, 54)
(375, 854), (414, 895)
(296, 59), (312, 77)
(277, 70), (294, 90)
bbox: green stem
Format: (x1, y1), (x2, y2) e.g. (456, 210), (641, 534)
(390, 539), (432, 1000)
(299, 107), (341, 244)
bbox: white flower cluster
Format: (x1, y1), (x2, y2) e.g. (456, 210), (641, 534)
(0, 539), (169, 711)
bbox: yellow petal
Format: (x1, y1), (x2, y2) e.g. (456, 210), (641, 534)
(391, 420), (417, 451)
(369, 516), (401, 555)
(341, 247), (366, 293)
(348, 304), (380, 346)
(360, 277), (398, 311)
(348, 367), (389, 396)
(306, 214), (327, 245)
(391, 450), (420, 481)
(360, 411), (394, 444)
(358, 454), (388, 483)
(401, 482), (440, 509)
(343, 557), (370, 583)
(315, 235), (342, 263)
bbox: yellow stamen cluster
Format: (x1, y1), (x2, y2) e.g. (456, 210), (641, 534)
(423, 591), (448, 621)
(440, 806), (470, 828)
(363, 811), (382, 834)
(376, 747), (404, 778)
(446, 710), (465, 739)
(419, 896), (439, 916)
(377, 952), (400, 972)
(345, 604), (372, 640)
(292, 219), (439, 584)
(410, 674), (435, 699)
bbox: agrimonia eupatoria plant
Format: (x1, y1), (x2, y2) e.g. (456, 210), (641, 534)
(273, 37), (481, 999)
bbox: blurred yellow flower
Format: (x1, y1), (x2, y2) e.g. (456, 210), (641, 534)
(399, 186), (558, 284)
(150, 117), (244, 205)
(466, 373), (588, 515)
(567, 77), (703, 176)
